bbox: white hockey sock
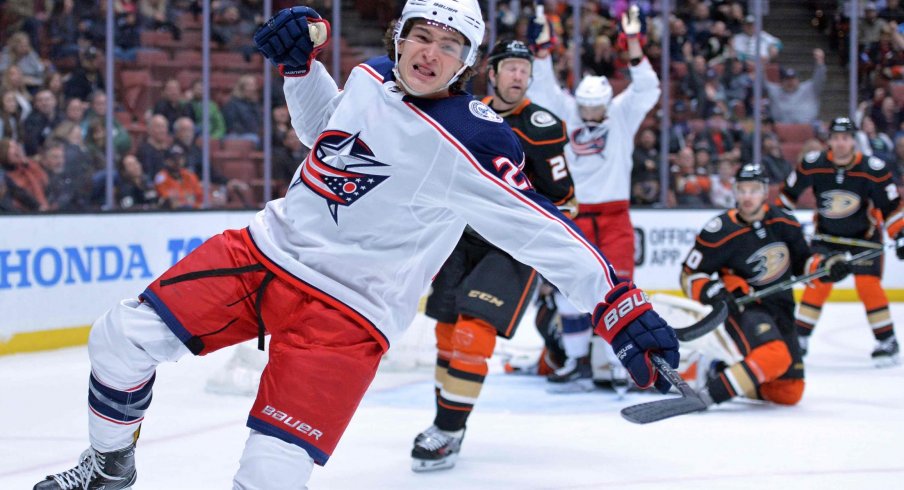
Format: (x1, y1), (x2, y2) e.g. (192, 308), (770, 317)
(88, 299), (190, 452)
(234, 430), (315, 490)
(561, 324), (592, 359)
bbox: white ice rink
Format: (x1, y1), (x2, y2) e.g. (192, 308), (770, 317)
(2, 302), (903, 490)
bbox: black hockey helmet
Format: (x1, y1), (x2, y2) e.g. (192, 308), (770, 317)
(487, 39), (533, 72)
(736, 163), (768, 184)
(829, 117), (857, 134)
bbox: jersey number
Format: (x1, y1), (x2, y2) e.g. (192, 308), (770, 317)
(493, 157), (532, 191)
(685, 249), (703, 269)
(886, 183), (899, 201)
(548, 155), (568, 181)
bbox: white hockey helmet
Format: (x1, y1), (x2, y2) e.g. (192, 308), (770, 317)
(575, 75), (613, 108)
(394, 0), (485, 69)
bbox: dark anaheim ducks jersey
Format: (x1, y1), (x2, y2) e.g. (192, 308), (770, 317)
(482, 96), (575, 207)
(779, 150), (904, 239)
(680, 206), (812, 307)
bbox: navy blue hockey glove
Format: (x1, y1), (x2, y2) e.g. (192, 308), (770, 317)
(592, 281), (679, 393)
(896, 231), (904, 260)
(254, 6), (330, 77)
(527, 3), (557, 52)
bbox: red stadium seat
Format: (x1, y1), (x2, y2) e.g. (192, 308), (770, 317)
(774, 123), (814, 143)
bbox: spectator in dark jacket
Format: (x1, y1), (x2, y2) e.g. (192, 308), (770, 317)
(22, 90), (61, 156)
(222, 75), (262, 146)
(151, 79), (194, 129)
(63, 47), (105, 102)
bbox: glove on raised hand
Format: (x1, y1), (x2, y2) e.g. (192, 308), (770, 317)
(592, 281), (679, 393)
(254, 6), (330, 77)
(527, 4), (557, 52)
(620, 5), (642, 36)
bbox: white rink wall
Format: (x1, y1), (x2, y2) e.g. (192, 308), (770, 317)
(2, 209), (902, 344)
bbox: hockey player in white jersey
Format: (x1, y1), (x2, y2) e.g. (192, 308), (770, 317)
(34, 2), (678, 489)
(526, 4), (661, 388)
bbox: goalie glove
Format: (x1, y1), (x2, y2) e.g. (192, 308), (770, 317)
(527, 3), (557, 53)
(592, 281), (679, 393)
(254, 6), (331, 77)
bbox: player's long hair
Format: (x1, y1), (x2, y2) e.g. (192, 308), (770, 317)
(383, 20), (477, 95)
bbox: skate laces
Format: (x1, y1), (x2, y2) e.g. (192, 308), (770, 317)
(416, 426), (456, 452)
(49, 448), (121, 490)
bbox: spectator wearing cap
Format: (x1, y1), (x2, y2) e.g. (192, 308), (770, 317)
(765, 48), (826, 124)
(860, 2), (888, 48)
(63, 47), (105, 102)
(154, 144), (203, 209)
(731, 14), (782, 61)
(0, 138), (49, 211)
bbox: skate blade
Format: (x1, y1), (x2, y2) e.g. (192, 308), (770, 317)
(411, 454), (458, 472)
(546, 378), (595, 394)
(873, 355), (900, 368)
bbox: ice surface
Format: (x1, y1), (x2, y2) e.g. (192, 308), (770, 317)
(2, 303), (902, 489)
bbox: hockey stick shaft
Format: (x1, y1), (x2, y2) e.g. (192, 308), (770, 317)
(737, 246), (886, 305)
(812, 234), (883, 249)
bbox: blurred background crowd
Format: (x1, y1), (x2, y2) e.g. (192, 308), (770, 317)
(0, 0), (902, 213)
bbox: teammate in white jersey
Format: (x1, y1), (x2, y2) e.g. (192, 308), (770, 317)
(525, 5), (661, 387)
(35, 2), (678, 489)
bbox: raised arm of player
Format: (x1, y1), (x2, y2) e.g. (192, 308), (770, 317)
(254, 6), (342, 147)
(525, 54), (582, 134)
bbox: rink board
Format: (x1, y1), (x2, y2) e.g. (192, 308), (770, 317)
(2, 209), (902, 354)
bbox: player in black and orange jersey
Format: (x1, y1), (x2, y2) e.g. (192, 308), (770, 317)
(779, 117), (903, 366)
(681, 164), (851, 408)
(412, 39), (576, 472)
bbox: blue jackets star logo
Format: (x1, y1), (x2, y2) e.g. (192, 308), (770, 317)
(294, 130), (389, 223)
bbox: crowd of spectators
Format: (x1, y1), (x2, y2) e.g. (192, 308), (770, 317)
(1, 0), (902, 215)
(493, 0), (903, 208)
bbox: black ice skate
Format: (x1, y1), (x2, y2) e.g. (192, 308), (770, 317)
(411, 425), (465, 472)
(546, 355), (593, 393)
(34, 444), (136, 490)
(871, 337), (900, 367)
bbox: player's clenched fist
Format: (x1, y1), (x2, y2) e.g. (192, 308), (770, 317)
(254, 6), (330, 77)
(592, 281), (679, 393)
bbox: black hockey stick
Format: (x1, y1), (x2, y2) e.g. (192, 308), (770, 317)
(620, 354), (708, 424)
(675, 246), (887, 342)
(671, 303), (729, 342)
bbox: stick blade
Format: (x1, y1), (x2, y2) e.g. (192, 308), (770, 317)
(674, 301), (728, 342)
(621, 396), (707, 424)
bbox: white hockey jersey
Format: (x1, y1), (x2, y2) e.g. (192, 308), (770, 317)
(248, 57), (618, 348)
(527, 57), (660, 204)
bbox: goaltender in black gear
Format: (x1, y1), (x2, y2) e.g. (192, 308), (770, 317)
(412, 39), (576, 472)
(680, 163), (851, 408)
